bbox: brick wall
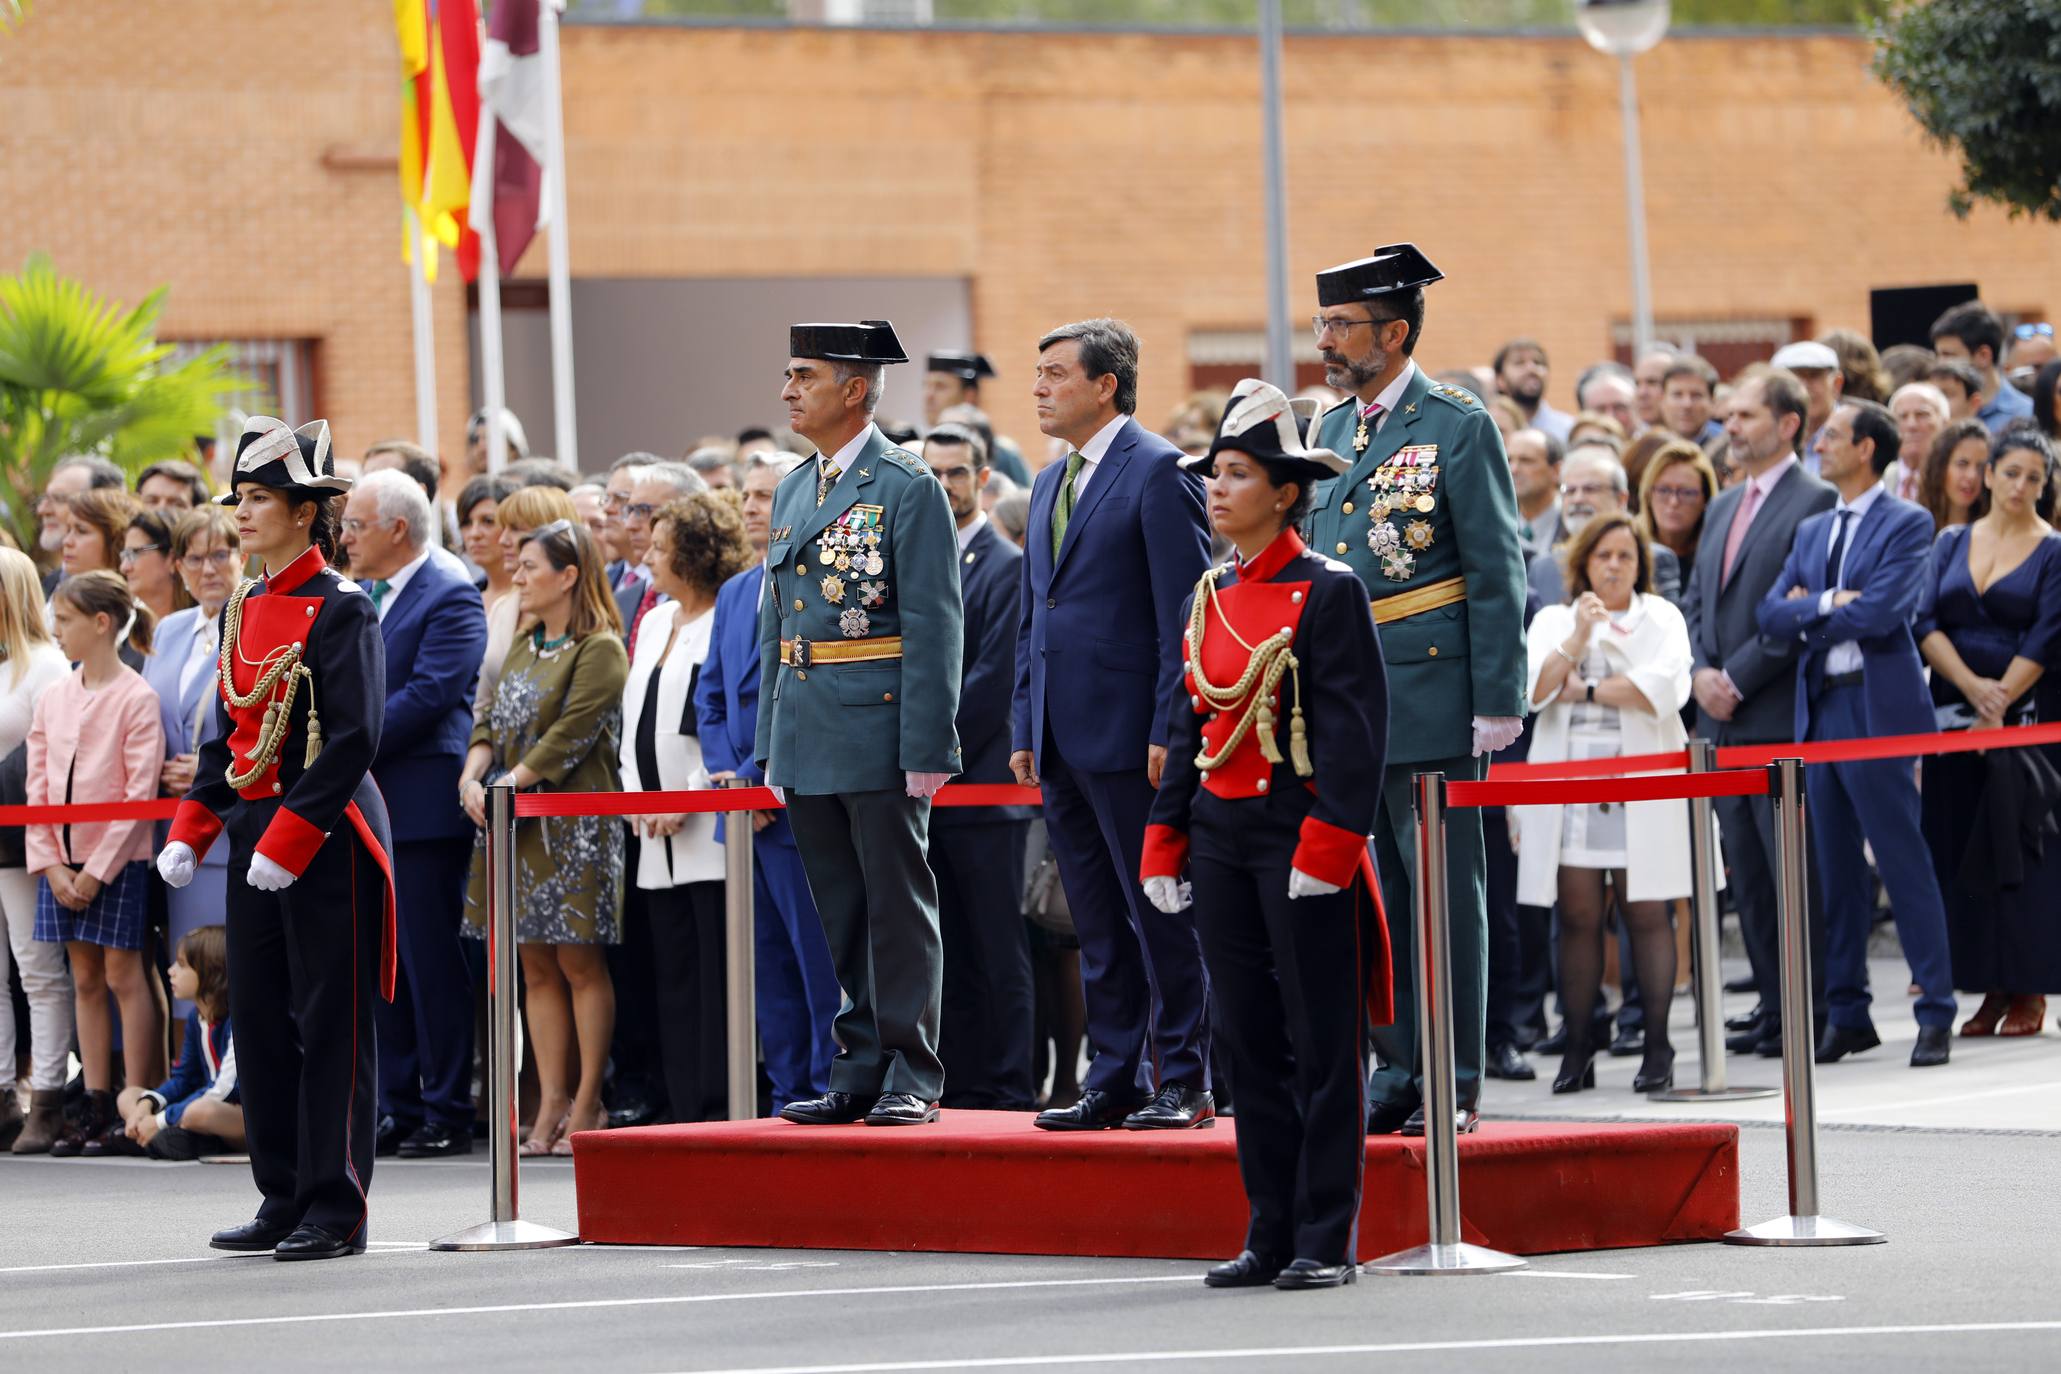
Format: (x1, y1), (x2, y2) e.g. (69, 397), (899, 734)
(3, 6), (2053, 472)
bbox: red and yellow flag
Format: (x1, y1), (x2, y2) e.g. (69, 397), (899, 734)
(396, 0), (481, 282)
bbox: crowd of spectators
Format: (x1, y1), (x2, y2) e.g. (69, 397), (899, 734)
(4, 293), (2060, 1162)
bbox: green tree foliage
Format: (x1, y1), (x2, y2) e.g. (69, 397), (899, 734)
(0, 255), (246, 551)
(1872, 0), (2061, 222)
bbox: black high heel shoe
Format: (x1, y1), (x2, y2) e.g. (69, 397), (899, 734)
(1551, 1056), (1596, 1094)
(1632, 1047), (1675, 1094)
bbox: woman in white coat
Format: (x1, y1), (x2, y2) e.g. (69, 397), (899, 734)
(620, 492), (754, 1123)
(1518, 511), (1694, 1097)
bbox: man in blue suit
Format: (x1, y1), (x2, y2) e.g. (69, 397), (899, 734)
(694, 451), (840, 1112)
(342, 470), (490, 1156)
(1010, 318), (1215, 1130)
(925, 424), (1035, 1111)
(1757, 398), (1955, 1070)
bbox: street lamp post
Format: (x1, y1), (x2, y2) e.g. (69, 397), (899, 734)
(1577, 0), (1670, 360)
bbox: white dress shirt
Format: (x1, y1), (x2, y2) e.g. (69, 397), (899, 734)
(819, 423), (878, 488)
(370, 548), (432, 623)
(1068, 413), (1130, 500)
(1363, 360), (1422, 436)
(956, 510), (988, 552)
(1816, 484), (1882, 678)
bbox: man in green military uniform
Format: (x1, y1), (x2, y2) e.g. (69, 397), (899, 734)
(756, 319), (965, 1127)
(1301, 246), (1527, 1135)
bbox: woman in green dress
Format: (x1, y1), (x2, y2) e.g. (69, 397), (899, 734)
(459, 519), (628, 1154)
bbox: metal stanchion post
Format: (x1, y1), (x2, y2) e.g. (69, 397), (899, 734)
(722, 779), (759, 1121)
(1364, 773), (1526, 1277)
(433, 781), (580, 1251)
(1724, 759), (1883, 1247)
(1654, 738), (1775, 1103)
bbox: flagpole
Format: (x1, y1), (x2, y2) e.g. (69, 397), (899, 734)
(406, 207), (441, 452)
(472, 112), (509, 476)
(538, 0), (578, 471)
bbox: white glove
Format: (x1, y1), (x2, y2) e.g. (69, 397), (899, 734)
(766, 784), (785, 805)
(247, 853), (296, 892)
(1471, 715), (1524, 758)
(1287, 868), (1343, 900)
(156, 842), (196, 890)
(905, 771), (951, 800)
(1142, 876), (1193, 914)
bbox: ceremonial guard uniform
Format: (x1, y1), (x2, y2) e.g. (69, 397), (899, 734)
(758, 321), (965, 1126)
(1300, 246), (1527, 1133)
(162, 417), (396, 1259)
(926, 350), (1031, 487)
(1142, 381), (1392, 1289)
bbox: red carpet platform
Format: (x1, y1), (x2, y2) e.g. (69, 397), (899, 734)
(571, 1112), (1737, 1260)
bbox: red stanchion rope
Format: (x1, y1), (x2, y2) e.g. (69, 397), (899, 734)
(1487, 718), (2061, 782)
(511, 782), (1041, 819)
(1448, 768), (1769, 810)
(0, 799), (179, 824)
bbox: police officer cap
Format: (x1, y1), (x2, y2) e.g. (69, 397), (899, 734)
(218, 415), (352, 506)
(1181, 378), (1348, 485)
(927, 350), (996, 383)
(789, 320), (910, 365)
(1315, 242), (1444, 307)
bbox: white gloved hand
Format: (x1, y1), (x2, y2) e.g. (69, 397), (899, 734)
(904, 771), (951, 800)
(156, 842), (197, 889)
(1471, 714), (1524, 758)
(1287, 868), (1343, 900)
(766, 784), (785, 805)
(1142, 876), (1193, 914)
(247, 853), (296, 892)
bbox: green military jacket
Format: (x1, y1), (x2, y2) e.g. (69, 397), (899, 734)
(1302, 364), (1527, 766)
(754, 425), (965, 795)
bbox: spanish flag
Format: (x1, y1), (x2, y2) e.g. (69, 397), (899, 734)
(396, 0), (482, 282)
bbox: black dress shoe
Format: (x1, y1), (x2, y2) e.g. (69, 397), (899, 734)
(374, 1114), (411, 1158)
(1607, 1027), (1644, 1058)
(397, 1121), (474, 1158)
(274, 1222), (366, 1261)
(1909, 1025), (1951, 1068)
(1484, 1042), (1536, 1081)
(1124, 1081), (1216, 1130)
(1402, 1105), (1479, 1136)
(864, 1093), (940, 1126)
(1273, 1258), (1357, 1290)
(1035, 1088), (1148, 1131)
(1727, 1022), (1775, 1055)
(1815, 1023), (1882, 1064)
(1203, 1250), (1283, 1288)
(210, 1217), (299, 1252)
(1725, 1003), (1766, 1034)
(780, 1090), (872, 1125)
(1632, 1047), (1676, 1094)
(1551, 1058), (1596, 1094)
(1365, 1099), (1415, 1136)
(1724, 974), (1757, 994)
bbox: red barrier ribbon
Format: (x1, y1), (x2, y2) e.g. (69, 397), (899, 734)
(1487, 719), (2061, 782)
(0, 799), (181, 824)
(1448, 768), (1769, 810)
(512, 782), (1042, 819)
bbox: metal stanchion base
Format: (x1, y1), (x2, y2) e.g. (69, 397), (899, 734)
(430, 1219), (581, 1252)
(1723, 1215), (1884, 1247)
(1649, 1084), (1779, 1103)
(1362, 1242), (1528, 1276)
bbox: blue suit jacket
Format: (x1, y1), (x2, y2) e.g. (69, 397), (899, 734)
(696, 563), (794, 847)
(1011, 417), (1210, 772)
(938, 519), (1030, 827)
(371, 554), (487, 842)
(145, 606), (229, 870)
(1756, 492), (1936, 743)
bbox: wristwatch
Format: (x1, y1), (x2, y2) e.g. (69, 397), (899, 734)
(1585, 681), (1596, 703)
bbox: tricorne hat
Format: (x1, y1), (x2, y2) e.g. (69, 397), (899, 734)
(218, 416), (350, 506)
(1180, 379), (1348, 485)
(927, 350), (995, 382)
(789, 320), (909, 365)
(1315, 242), (1444, 307)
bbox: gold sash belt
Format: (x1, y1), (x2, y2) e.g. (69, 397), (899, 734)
(1371, 575), (1467, 625)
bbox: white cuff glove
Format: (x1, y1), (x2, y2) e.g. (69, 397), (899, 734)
(766, 783), (785, 805)
(1471, 714), (1524, 758)
(905, 771), (950, 800)
(1287, 868), (1343, 900)
(156, 842), (196, 890)
(1142, 876), (1193, 914)
(247, 853), (295, 892)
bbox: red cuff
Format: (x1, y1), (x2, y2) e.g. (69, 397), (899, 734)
(166, 799), (224, 859)
(254, 807), (326, 878)
(1291, 814), (1367, 890)
(1139, 823), (1190, 881)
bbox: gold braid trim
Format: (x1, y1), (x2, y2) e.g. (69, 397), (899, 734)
(217, 578), (320, 790)
(1185, 566), (1312, 778)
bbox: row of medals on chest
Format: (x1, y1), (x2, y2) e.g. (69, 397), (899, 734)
(1352, 437), (1440, 582)
(809, 514), (887, 639)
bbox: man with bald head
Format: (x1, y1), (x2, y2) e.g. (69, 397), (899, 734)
(1884, 382), (1949, 504)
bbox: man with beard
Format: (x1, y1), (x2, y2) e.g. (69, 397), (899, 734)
(1301, 244), (1527, 1136)
(1495, 337), (1572, 441)
(35, 454), (124, 593)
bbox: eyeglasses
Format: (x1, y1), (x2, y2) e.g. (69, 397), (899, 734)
(179, 549), (241, 571)
(1311, 314), (1399, 341)
(602, 491), (630, 511)
(931, 465), (978, 483)
(1649, 484), (1704, 505)
(339, 517), (389, 535)
(117, 545), (166, 565)
(623, 503), (658, 522)
(2014, 323), (2054, 340)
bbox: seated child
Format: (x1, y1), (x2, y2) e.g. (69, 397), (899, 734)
(116, 924), (242, 1160)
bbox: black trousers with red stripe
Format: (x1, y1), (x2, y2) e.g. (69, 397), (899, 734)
(1188, 790), (1367, 1268)
(224, 808), (384, 1242)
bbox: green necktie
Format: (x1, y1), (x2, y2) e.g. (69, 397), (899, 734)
(1051, 452), (1086, 558)
(370, 579), (390, 611)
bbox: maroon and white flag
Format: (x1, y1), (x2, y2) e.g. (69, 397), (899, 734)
(468, 0), (546, 277)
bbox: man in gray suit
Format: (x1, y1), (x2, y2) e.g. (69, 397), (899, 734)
(1683, 367), (1836, 1057)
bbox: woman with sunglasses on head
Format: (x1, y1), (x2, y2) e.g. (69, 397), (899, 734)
(458, 519), (628, 1155)
(156, 416), (397, 1262)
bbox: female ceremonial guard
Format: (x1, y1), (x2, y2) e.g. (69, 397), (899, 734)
(1140, 379), (1393, 1291)
(157, 416), (396, 1262)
